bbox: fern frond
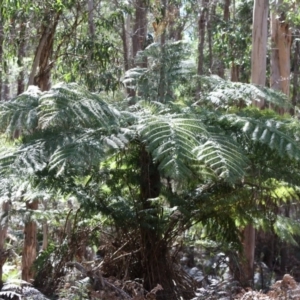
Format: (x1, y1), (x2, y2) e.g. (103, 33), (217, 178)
(200, 76), (290, 109)
(273, 215), (300, 245)
(124, 41), (192, 104)
(39, 83), (120, 130)
(0, 86), (41, 137)
(138, 114), (207, 179)
(194, 133), (248, 183)
(47, 127), (132, 175)
(221, 113), (300, 160)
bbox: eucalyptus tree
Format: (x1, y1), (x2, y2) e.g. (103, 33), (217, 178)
(240, 0), (269, 286)
(270, 0), (292, 97)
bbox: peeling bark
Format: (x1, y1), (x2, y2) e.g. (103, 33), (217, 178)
(270, 5), (292, 98)
(28, 12), (61, 91)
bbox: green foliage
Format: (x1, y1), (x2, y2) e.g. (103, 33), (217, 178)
(199, 75), (291, 109)
(124, 41), (193, 104)
(1, 40), (300, 269)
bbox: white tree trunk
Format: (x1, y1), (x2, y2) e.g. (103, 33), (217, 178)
(242, 0), (268, 286)
(270, 0), (292, 98)
(251, 0), (268, 108)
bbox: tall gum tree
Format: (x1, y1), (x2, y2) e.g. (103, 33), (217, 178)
(132, 0), (148, 59)
(270, 0), (292, 98)
(241, 0), (268, 287)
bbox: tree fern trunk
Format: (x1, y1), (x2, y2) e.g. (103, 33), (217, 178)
(139, 147), (175, 299)
(22, 200), (38, 282)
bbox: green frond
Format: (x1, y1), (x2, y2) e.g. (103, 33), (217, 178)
(0, 86), (41, 137)
(0, 146), (18, 176)
(48, 130), (130, 176)
(138, 114), (207, 179)
(123, 41), (192, 104)
(274, 215), (300, 245)
(201, 75), (290, 109)
(39, 83), (120, 130)
(194, 133), (248, 183)
(221, 112), (300, 161)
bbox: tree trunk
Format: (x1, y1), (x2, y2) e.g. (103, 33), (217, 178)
(239, 0), (268, 287)
(251, 0), (268, 108)
(207, 1), (216, 72)
(125, 13), (132, 67)
(88, 0), (95, 38)
(168, 4), (183, 41)
(240, 224), (255, 286)
(215, 0), (228, 78)
(197, 0), (208, 76)
(132, 0), (147, 59)
(121, 15), (130, 72)
(28, 12), (61, 91)
(139, 147), (185, 299)
(223, 0), (230, 21)
(42, 200), (48, 251)
(270, 1), (292, 98)
(158, 0), (167, 103)
(0, 17), (3, 101)
(17, 18), (27, 95)
(22, 200), (38, 282)
(3, 80), (9, 101)
(231, 61), (239, 82)
(0, 200), (10, 286)
(291, 40), (300, 114)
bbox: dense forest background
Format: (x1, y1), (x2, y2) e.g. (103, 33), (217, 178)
(1, 0), (300, 299)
